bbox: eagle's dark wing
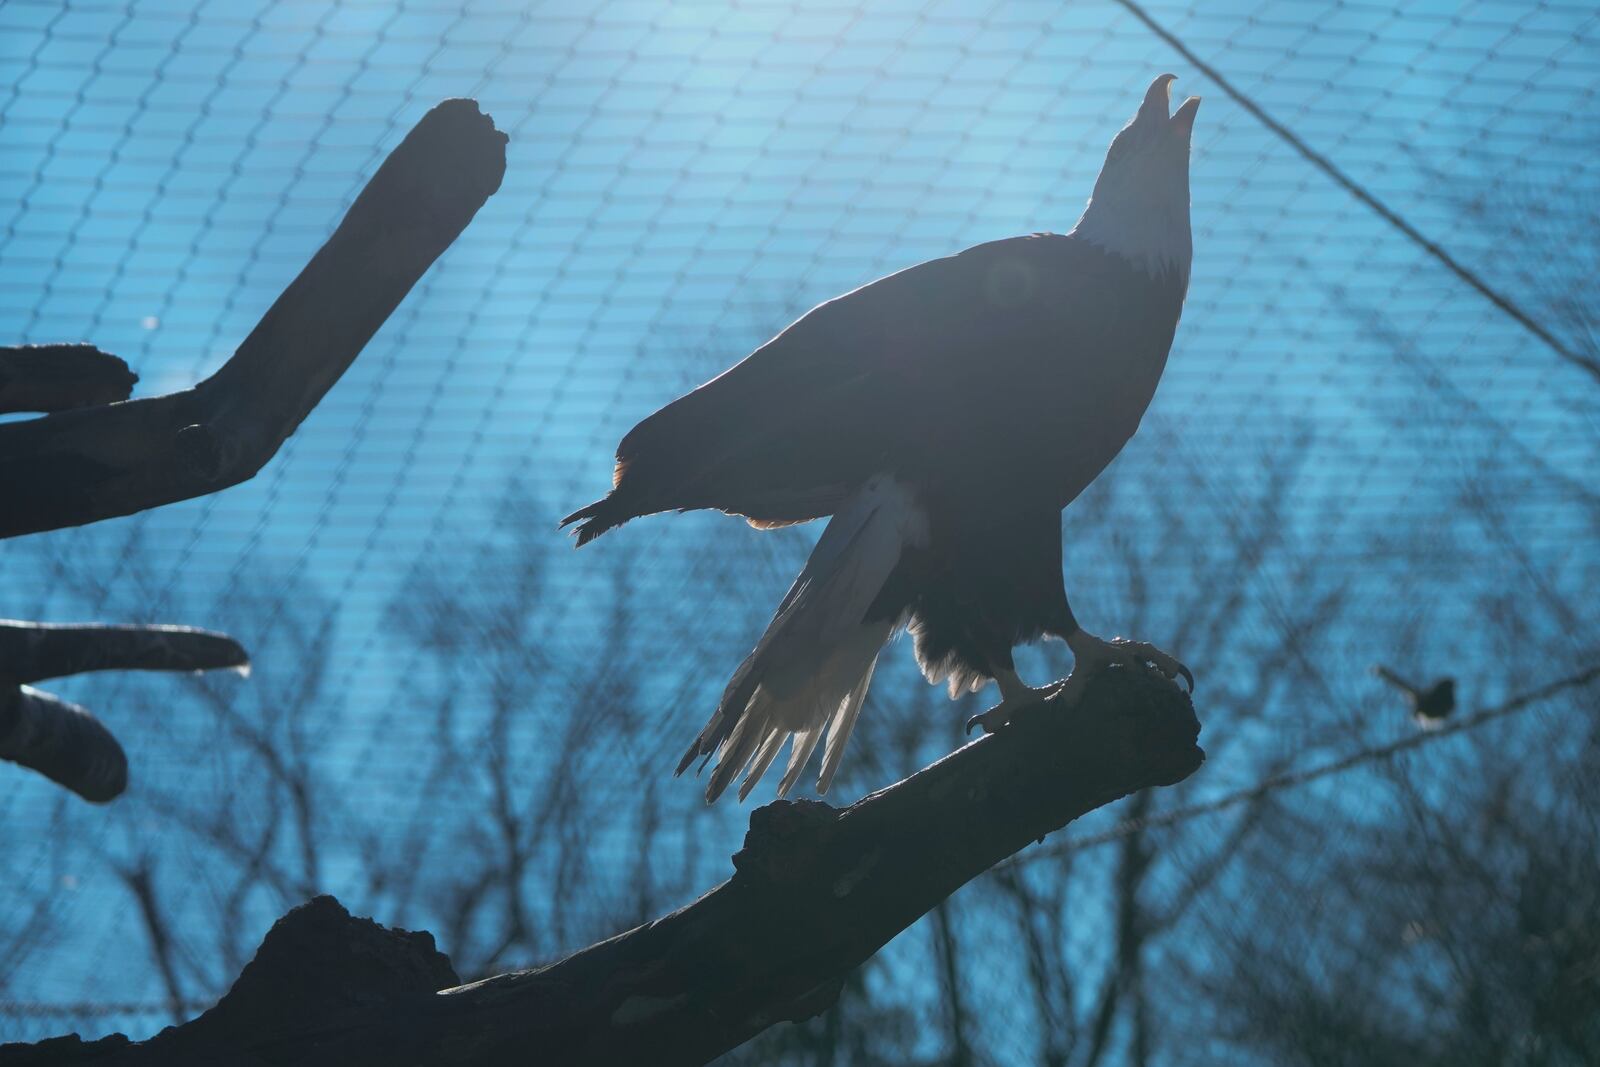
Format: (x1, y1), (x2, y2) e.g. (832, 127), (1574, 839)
(563, 234), (1152, 543)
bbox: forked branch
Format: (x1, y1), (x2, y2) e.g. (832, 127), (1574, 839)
(0, 622), (249, 802)
(0, 98), (506, 799)
(0, 98), (508, 539)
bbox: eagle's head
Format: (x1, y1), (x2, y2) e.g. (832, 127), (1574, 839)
(1071, 74), (1200, 286)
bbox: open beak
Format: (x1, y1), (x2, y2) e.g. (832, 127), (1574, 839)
(1138, 74), (1200, 138)
(1171, 95), (1201, 137)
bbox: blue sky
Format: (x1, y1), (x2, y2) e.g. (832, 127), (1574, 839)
(2, 0), (1596, 1055)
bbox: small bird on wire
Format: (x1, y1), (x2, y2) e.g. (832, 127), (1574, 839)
(1373, 665), (1457, 728)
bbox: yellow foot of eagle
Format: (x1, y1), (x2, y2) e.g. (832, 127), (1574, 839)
(965, 631), (1193, 735)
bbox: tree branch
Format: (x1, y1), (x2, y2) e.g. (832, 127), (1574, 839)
(0, 345), (137, 414)
(0, 686), (128, 803)
(0, 622), (249, 802)
(0, 98), (507, 539)
(12, 666), (1203, 1065)
(0, 621), (248, 684)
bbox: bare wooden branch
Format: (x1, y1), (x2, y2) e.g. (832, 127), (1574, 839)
(0, 344), (137, 414)
(0, 621), (248, 684)
(0, 622), (249, 802)
(0, 686), (127, 803)
(0, 99), (507, 539)
(14, 667), (1203, 1064)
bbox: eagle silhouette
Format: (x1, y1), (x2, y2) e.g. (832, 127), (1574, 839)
(565, 75), (1200, 802)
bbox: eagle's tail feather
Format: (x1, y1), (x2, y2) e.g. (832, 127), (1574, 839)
(677, 474), (927, 803)
(816, 656), (877, 794)
(559, 495), (627, 547)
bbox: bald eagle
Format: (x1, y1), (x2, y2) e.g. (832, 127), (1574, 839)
(564, 75), (1200, 802)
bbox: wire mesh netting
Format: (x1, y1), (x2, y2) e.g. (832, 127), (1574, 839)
(3, 1), (1598, 1063)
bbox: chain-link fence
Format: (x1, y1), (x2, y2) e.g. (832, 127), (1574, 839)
(3, 1), (1598, 1062)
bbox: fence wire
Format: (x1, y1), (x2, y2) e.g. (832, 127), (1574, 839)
(3, 1), (1598, 1063)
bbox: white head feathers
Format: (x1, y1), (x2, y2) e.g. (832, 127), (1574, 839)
(1070, 74), (1200, 287)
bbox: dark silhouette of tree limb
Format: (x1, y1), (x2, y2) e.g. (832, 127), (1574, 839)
(0, 686), (129, 805)
(0, 98), (506, 803)
(0, 345), (137, 414)
(0, 622), (247, 684)
(9, 666), (1202, 1066)
(0, 622), (248, 802)
(0, 97), (507, 540)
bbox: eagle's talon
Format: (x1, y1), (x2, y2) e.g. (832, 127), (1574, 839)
(965, 706), (1015, 735)
(1070, 632), (1192, 694)
(966, 676), (1067, 735)
(1139, 645), (1191, 691)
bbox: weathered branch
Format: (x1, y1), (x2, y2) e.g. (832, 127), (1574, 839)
(0, 622), (249, 802)
(0, 686), (128, 803)
(13, 667), (1203, 1064)
(0, 621), (248, 684)
(0, 98), (507, 539)
(0, 344), (137, 414)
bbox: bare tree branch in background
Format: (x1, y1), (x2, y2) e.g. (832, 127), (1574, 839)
(1156, 161), (1600, 1065)
(1190, 683), (1600, 1066)
(115, 859), (189, 1027)
(929, 900), (975, 1067)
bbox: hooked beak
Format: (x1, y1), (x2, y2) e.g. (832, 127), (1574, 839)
(1138, 73), (1178, 123)
(1137, 73), (1201, 139)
